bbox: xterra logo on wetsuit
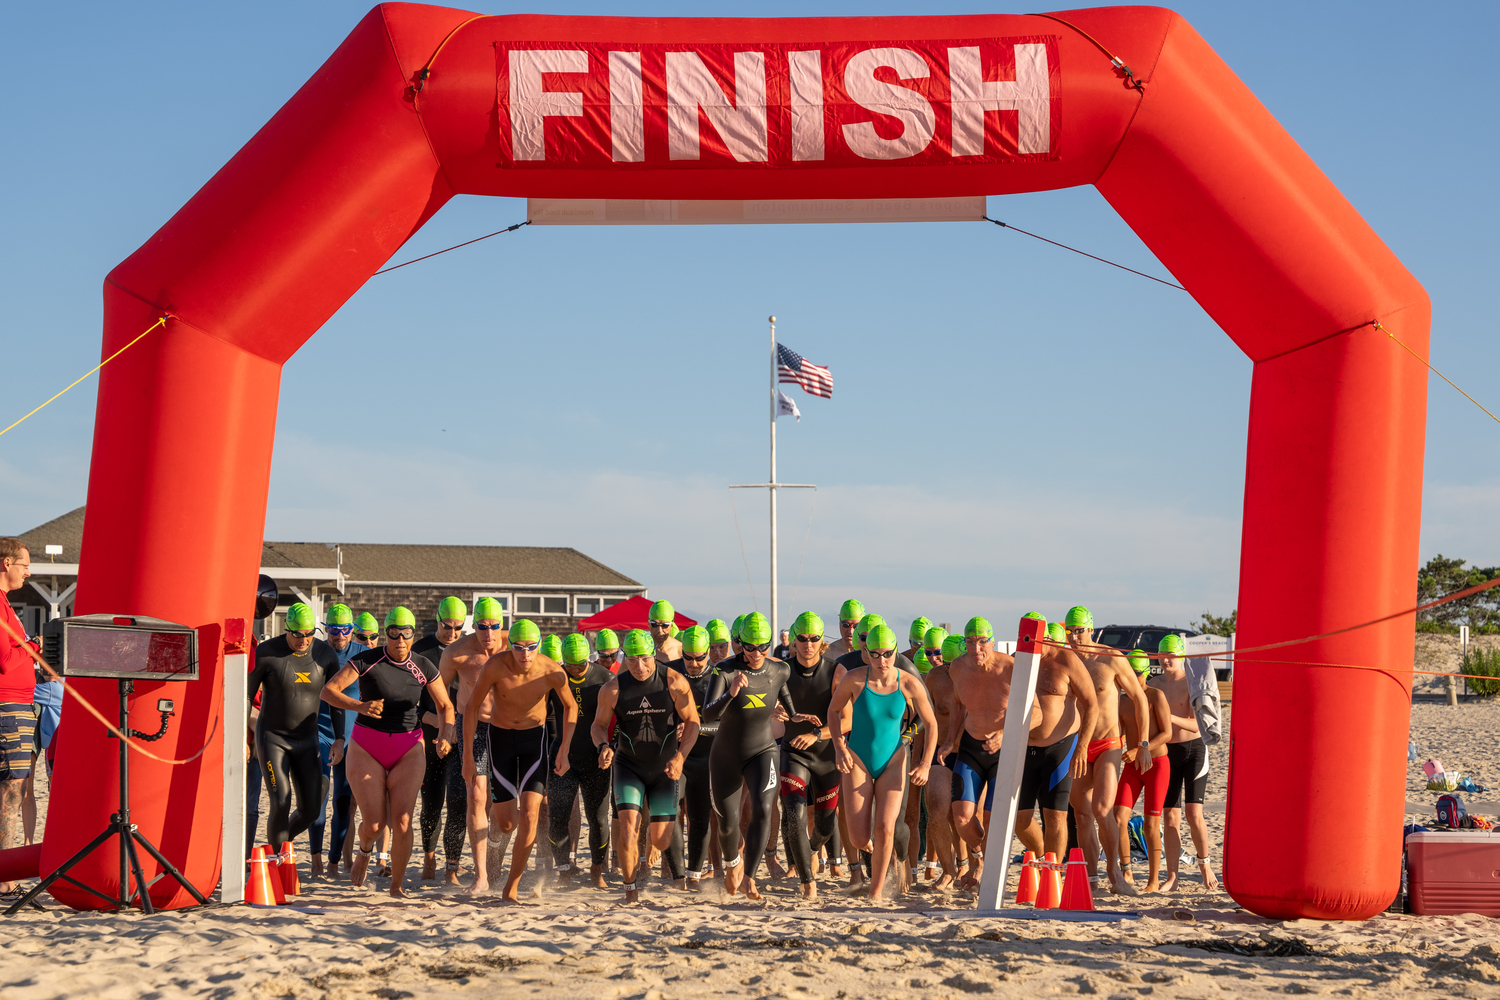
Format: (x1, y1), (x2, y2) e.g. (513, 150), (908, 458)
(742, 693), (767, 708)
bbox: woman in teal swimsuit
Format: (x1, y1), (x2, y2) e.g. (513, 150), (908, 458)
(829, 624), (938, 900)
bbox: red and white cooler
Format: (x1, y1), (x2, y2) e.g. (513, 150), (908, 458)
(1406, 831), (1500, 916)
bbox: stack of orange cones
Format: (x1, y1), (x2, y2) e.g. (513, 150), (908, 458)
(1015, 851), (1039, 905)
(246, 847), (280, 906)
(1060, 847), (1096, 911)
(1034, 851), (1062, 909)
(278, 842), (300, 896)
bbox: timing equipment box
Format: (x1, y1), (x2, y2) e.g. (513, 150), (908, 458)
(1406, 830), (1500, 916)
(41, 614), (199, 681)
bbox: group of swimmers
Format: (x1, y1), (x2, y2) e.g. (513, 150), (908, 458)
(245, 598), (1218, 904)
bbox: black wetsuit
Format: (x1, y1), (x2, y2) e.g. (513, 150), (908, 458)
(413, 634), (464, 867)
(548, 663), (614, 869)
(780, 652), (843, 884)
(835, 649), (921, 866)
(670, 657), (719, 878)
(612, 662), (682, 820)
(249, 636), (343, 852)
(702, 654), (796, 880)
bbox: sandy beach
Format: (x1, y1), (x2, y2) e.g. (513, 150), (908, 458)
(4, 701), (1497, 998)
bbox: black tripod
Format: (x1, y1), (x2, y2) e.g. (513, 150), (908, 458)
(4, 679), (210, 915)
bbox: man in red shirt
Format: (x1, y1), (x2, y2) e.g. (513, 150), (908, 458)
(0, 538), (39, 898)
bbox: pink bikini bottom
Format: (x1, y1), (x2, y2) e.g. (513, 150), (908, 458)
(351, 727), (422, 771)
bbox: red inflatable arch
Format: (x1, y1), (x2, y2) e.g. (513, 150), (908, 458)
(44, 5), (1426, 917)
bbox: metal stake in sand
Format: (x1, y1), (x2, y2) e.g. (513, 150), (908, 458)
(975, 615), (1048, 909)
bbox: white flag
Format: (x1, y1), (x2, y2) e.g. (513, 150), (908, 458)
(776, 390), (801, 422)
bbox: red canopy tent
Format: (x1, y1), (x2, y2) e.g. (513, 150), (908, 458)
(575, 595), (695, 633)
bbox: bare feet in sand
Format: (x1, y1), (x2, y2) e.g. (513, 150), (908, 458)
(1160, 872), (1179, 893)
(744, 877), (762, 901)
(1199, 861), (1220, 891)
(590, 864), (607, 889)
(958, 857), (982, 891)
(351, 851), (371, 888)
(799, 880), (817, 901)
(310, 855), (324, 879)
(763, 852), (788, 881)
(444, 867), (461, 886)
(422, 854), (436, 881)
(724, 862), (743, 897)
(934, 868), (956, 890)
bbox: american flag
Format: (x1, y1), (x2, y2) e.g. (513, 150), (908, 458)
(776, 343), (833, 399)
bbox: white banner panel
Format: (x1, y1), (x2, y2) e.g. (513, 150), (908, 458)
(527, 196), (986, 225)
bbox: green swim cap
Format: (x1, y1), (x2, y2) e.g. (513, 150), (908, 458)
(510, 619), (540, 643)
(740, 612), (772, 645)
(355, 612), (379, 633)
(791, 611), (824, 639)
(384, 607), (416, 629)
(857, 613), (885, 636)
(437, 596), (467, 622)
(705, 619), (730, 644)
(1158, 633), (1186, 655)
(1023, 611), (1046, 621)
(1046, 622), (1067, 643)
(942, 633), (967, 662)
(286, 603), (315, 631)
(908, 617), (932, 644)
(595, 627), (619, 652)
(680, 625), (710, 655)
(964, 616), (993, 640)
(923, 626), (947, 651)
(325, 604), (353, 626)
(732, 614), (748, 641)
(562, 633), (591, 665)
(1065, 606), (1094, 630)
(839, 599), (865, 622)
(1128, 649), (1151, 676)
(540, 635), (563, 661)
(649, 600), (675, 623)
(623, 628), (655, 657)
(864, 624), (897, 652)
(474, 597), (504, 622)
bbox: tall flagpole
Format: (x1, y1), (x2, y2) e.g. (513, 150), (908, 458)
(769, 315), (778, 641)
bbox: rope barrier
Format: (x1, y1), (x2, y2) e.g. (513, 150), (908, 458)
(0, 615), (218, 765)
(982, 217), (1185, 290)
(0, 315), (168, 440)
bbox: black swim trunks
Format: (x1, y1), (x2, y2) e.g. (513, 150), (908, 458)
(487, 724), (550, 804)
(1164, 737), (1208, 807)
(1019, 732), (1078, 813)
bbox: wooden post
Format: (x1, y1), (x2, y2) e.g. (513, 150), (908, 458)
(975, 615), (1048, 910)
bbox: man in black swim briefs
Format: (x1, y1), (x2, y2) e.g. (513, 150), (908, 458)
(463, 618), (576, 903)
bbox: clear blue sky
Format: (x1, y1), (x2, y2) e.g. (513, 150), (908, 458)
(3, 2), (1496, 632)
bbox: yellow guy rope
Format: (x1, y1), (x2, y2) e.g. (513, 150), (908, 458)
(0, 315), (168, 439)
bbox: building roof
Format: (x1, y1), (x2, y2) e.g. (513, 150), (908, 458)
(13, 507), (642, 588)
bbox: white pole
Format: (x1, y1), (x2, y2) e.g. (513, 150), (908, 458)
(976, 617), (1046, 910)
(769, 315), (778, 641)
(221, 621), (249, 903)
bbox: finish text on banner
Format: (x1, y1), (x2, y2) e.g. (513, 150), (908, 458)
(498, 38), (1061, 170)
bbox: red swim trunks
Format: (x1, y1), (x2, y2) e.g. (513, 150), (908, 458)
(1115, 754), (1170, 817)
(1086, 736), (1123, 763)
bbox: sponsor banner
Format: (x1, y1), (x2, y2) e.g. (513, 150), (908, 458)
(499, 38), (1060, 170)
(526, 195), (986, 225)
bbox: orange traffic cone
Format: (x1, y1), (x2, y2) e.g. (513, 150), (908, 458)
(1015, 851), (1038, 905)
(246, 847), (279, 906)
(263, 845), (287, 904)
(1035, 851), (1062, 909)
(278, 842), (300, 896)
(1060, 848), (1096, 911)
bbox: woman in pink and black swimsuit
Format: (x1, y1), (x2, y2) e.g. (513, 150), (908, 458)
(322, 606), (454, 896)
